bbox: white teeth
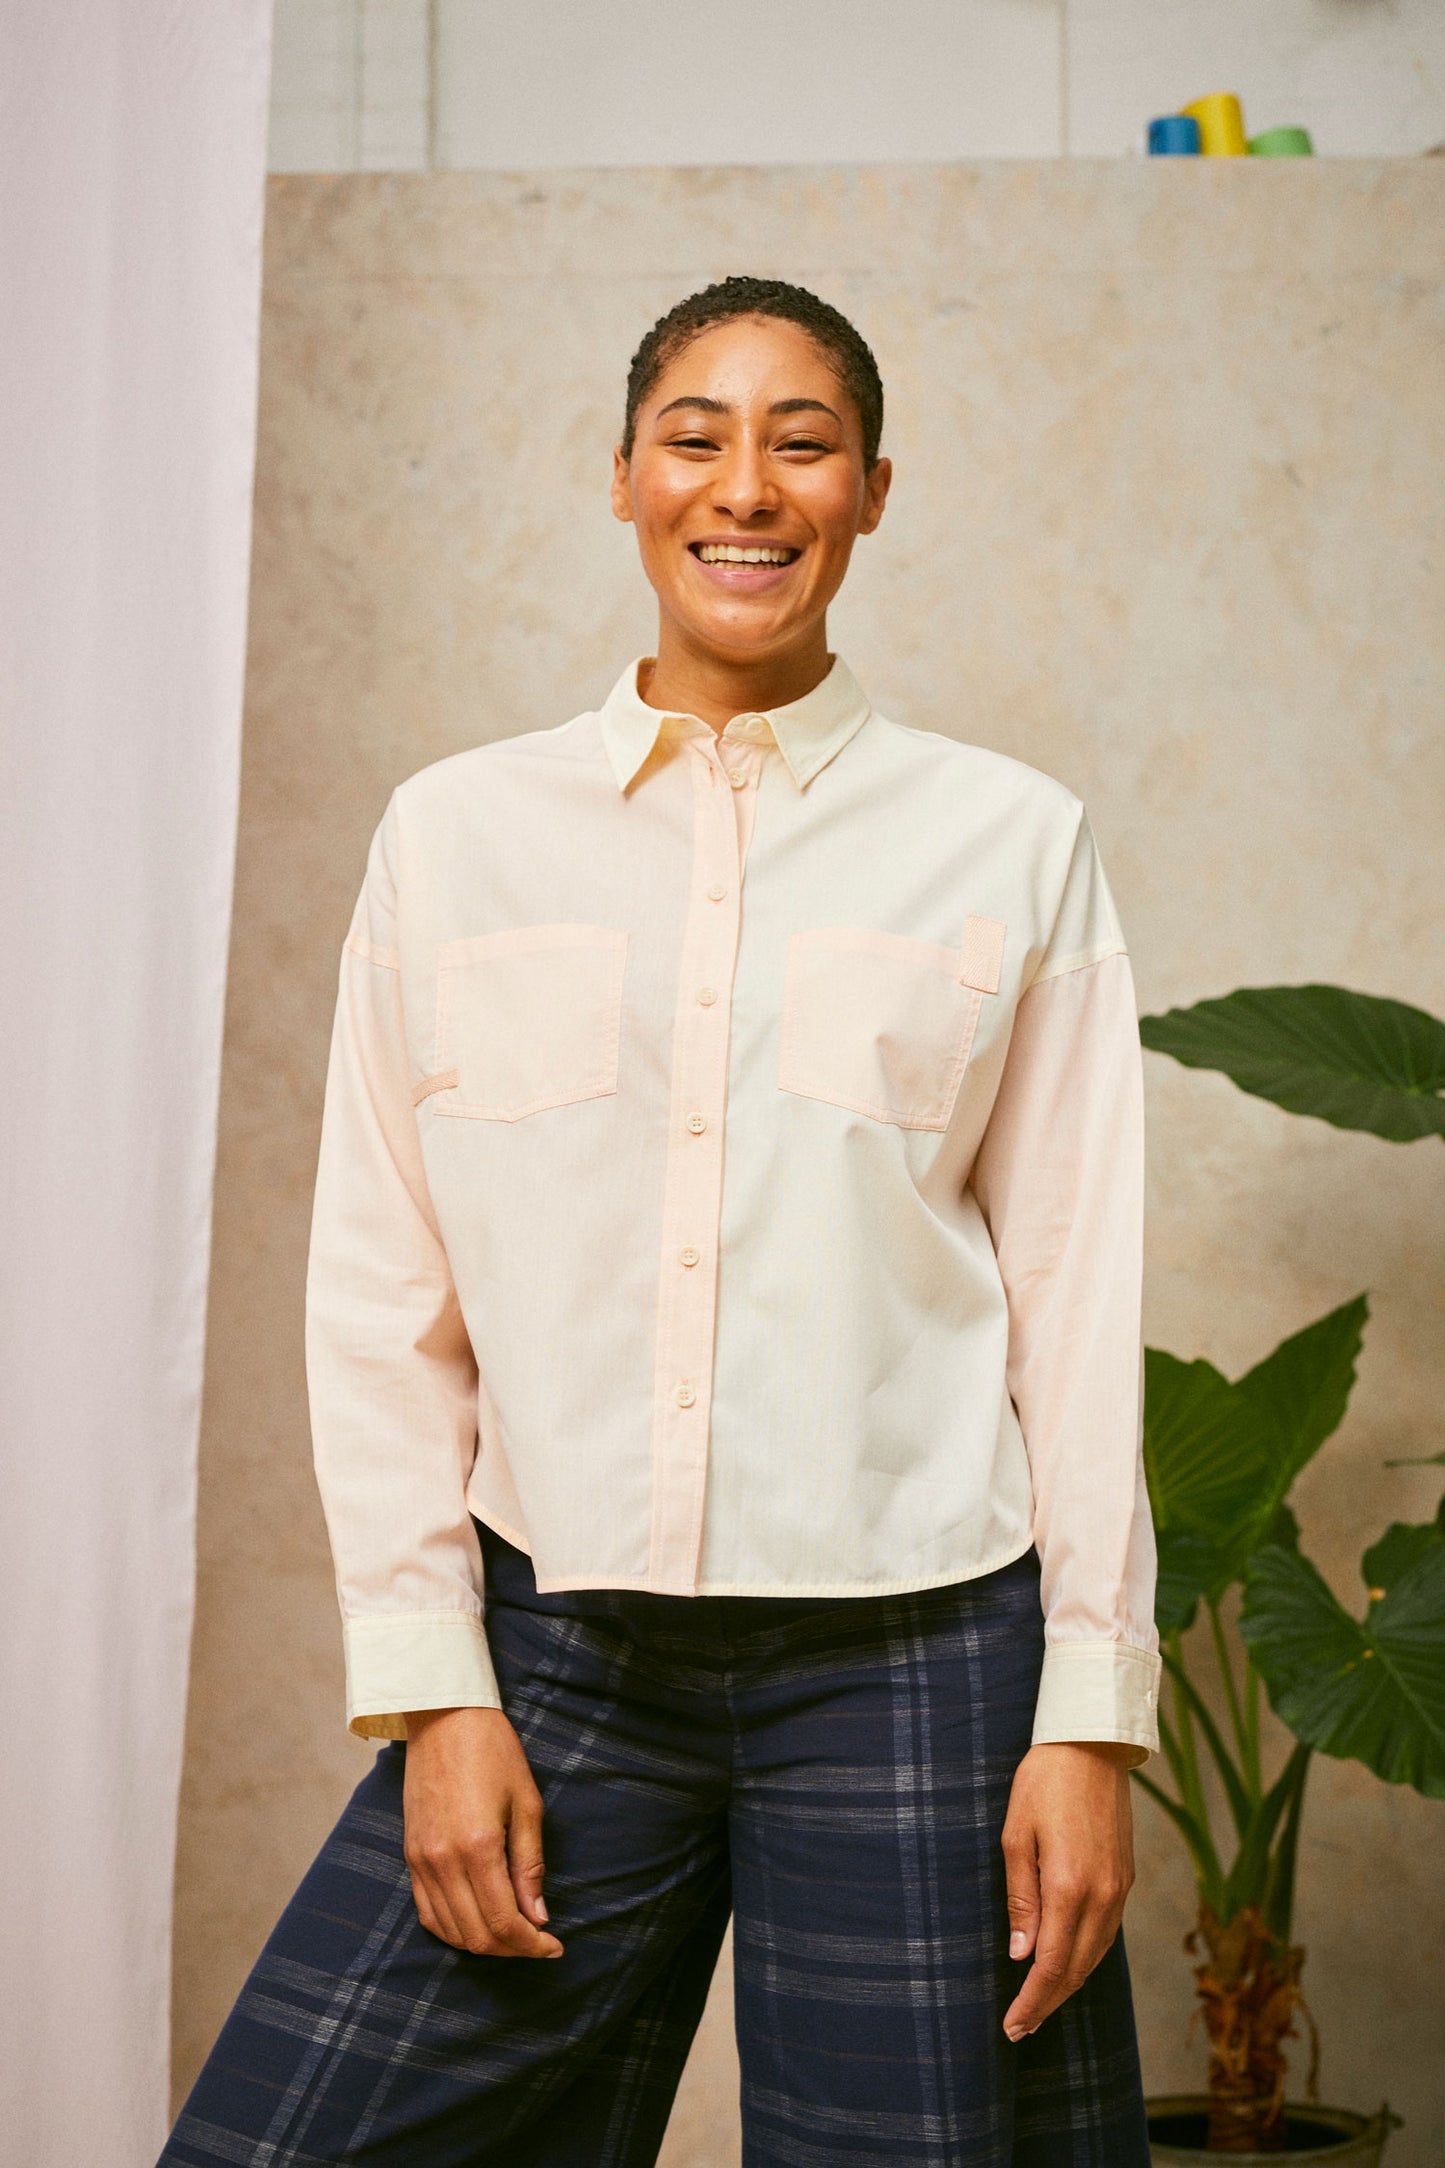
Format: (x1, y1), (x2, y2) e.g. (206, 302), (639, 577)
(697, 543), (796, 565)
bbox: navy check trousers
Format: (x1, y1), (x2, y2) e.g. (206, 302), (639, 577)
(160, 1523), (1149, 2166)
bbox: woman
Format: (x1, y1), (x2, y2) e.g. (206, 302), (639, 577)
(160, 275), (1161, 2167)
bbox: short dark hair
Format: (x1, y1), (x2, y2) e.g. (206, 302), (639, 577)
(621, 275), (884, 468)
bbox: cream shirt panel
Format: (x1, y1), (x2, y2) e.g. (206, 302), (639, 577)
(304, 655), (1161, 1759)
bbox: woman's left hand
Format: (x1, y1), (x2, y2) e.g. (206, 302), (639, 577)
(999, 1740), (1136, 2042)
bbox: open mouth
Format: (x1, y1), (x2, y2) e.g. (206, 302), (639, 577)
(689, 541), (801, 567)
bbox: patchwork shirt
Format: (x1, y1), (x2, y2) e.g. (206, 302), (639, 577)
(306, 654), (1162, 1759)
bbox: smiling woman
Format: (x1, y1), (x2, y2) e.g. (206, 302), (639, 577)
(158, 275), (1161, 2168)
(612, 279), (891, 716)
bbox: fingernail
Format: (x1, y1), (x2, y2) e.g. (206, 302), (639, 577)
(1009, 1931), (1027, 1959)
(535, 1897), (548, 1923)
(1004, 2026), (1024, 2043)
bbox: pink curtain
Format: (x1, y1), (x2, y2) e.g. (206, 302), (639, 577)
(0, 4), (271, 2157)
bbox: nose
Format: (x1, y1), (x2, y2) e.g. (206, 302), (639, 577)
(711, 436), (778, 524)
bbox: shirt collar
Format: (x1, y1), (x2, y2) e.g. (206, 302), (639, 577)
(597, 654), (872, 795)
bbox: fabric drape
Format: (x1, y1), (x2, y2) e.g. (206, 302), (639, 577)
(0, 5), (271, 2158)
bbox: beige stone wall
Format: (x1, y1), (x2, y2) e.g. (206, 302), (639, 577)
(173, 165), (1445, 2161)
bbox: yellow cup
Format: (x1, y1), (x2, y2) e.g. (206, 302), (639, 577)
(1180, 93), (1248, 157)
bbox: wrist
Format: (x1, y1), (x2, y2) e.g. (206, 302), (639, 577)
(402, 1704), (507, 1739)
(1028, 1739), (1135, 1769)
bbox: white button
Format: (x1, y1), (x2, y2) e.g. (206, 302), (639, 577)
(697, 986), (718, 1005)
(687, 1112), (707, 1133)
(679, 1246), (700, 1266)
(728, 770), (747, 789)
(707, 883), (726, 901)
(675, 1381), (696, 1408)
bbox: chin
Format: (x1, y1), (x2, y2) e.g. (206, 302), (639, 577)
(683, 606), (797, 655)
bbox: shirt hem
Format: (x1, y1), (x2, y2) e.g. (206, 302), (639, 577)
(474, 1511), (1038, 1600)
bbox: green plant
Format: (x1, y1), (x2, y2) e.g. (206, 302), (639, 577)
(1135, 985), (1445, 2153)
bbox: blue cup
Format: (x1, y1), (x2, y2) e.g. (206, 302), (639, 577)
(1148, 114), (1202, 155)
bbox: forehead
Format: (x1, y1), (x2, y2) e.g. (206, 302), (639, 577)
(647, 314), (855, 417)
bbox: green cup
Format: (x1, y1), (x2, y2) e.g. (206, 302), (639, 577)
(1248, 125), (1314, 156)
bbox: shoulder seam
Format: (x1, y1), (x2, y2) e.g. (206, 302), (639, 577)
(872, 717), (1085, 806)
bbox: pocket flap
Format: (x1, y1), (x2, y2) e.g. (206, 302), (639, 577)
(957, 915), (1005, 995)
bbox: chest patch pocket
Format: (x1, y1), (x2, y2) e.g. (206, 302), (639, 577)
(778, 914), (1005, 1131)
(429, 923), (628, 1122)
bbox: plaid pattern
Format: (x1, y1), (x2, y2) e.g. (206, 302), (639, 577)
(160, 1526), (1148, 2167)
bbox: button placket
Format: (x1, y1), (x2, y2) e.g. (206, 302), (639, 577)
(645, 738), (749, 1589)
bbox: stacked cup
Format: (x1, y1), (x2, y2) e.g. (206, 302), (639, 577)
(1147, 93), (1314, 156)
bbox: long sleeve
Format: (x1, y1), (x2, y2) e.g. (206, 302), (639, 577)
(969, 816), (1161, 1766)
(305, 793), (501, 1738)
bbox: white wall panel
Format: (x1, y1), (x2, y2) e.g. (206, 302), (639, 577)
(1067, 0), (1445, 155)
(268, 0), (1445, 171)
(358, 0), (430, 169)
(434, 0), (1063, 166)
(268, 0), (430, 171)
(268, 0), (359, 170)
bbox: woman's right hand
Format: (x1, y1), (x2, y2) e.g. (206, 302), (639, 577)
(401, 1706), (564, 1958)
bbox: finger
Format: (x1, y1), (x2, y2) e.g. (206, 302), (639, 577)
(1003, 1883), (1086, 2040)
(1001, 1818), (1041, 1964)
(440, 1852), (513, 1953)
(411, 1836), (520, 1956)
(465, 1837), (564, 1959)
(1008, 1891), (1121, 2038)
(1069, 1903), (1120, 1982)
(407, 1857), (468, 1950)
(507, 1791), (551, 1928)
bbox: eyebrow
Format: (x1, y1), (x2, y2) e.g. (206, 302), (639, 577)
(655, 394), (844, 425)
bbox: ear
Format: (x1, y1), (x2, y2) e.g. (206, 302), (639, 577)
(611, 446), (634, 525)
(858, 455), (892, 537)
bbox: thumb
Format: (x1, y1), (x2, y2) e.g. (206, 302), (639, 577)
(1003, 1823), (1041, 1962)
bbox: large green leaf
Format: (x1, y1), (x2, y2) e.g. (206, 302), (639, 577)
(1139, 985), (1445, 1142)
(1144, 1296), (1367, 1632)
(1360, 1497), (1445, 1594)
(1151, 1527), (1228, 1639)
(1240, 1535), (1445, 1798)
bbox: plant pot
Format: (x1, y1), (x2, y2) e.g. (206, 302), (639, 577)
(1147, 2096), (1399, 2164)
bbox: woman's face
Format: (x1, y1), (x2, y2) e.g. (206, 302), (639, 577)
(612, 314), (891, 670)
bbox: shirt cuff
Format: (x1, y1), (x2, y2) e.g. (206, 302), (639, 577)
(341, 1612), (503, 1741)
(1030, 1641), (1162, 1768)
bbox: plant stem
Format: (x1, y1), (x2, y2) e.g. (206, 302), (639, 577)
(1167, 1628), (1209, 1832)
(1158, 1648), (1252, 1839)
(1134, 1770), (1225, 1911)
(1263, 1743), (1312, 1948)
(1155, 1702), (1191, 1799)
(1243, 1654), (1262, 1796)
(1209, 1598), (1254, 1798)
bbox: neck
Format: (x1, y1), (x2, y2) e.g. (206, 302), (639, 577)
(640, 623), (832, 736)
